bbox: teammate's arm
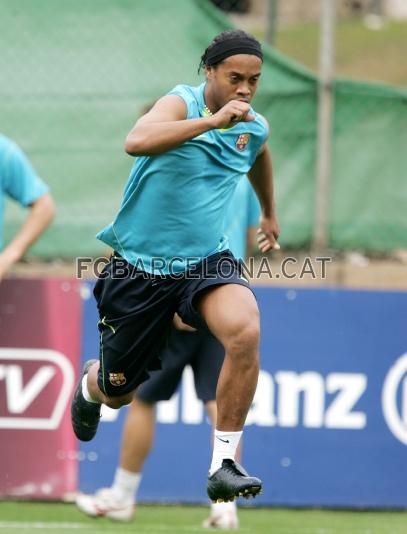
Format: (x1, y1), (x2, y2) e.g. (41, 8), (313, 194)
(248, 143), (280, 253)
(125, 96), (254, 156)
(0, 192), (55, 280)
(246, 226), (258, 257)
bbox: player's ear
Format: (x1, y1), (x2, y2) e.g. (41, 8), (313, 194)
(205, 65), (214, 80)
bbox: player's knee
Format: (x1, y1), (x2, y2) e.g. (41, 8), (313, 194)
(104, 391), (134, 409)
(227, 314), (260, 354)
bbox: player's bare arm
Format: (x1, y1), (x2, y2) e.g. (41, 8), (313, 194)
(125, 96), (254, 156)
(0, 192), (55, 280)
(248, 143), (280, 252)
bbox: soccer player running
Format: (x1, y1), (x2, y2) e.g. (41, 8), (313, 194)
(75, 178), (260, 529)
(71, 29), (279, 503)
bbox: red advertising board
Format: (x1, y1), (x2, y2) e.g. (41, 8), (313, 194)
(0, 279), (81, 499)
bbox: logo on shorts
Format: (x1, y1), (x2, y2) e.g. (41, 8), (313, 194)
(236, 133), (250, 151)
(109, 372), (126, 387)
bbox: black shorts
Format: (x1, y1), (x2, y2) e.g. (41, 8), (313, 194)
(93, 250), (251, 397)
(136, 326), (224, 404)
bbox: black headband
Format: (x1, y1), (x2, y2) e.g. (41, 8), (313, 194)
(205, 37), (263, 66)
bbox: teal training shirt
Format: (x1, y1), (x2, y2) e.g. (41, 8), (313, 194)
(225, 177), (260, 261)
(97, 83), (268, 274)
(0, 134), (49, 250)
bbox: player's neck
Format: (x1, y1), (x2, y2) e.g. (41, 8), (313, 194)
(203, 85), (220, 115)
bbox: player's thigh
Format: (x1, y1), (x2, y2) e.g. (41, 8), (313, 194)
(196, 283), (260, 347)
(176, 251), (259, 343)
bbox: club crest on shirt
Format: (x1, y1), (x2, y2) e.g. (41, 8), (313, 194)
(236, 133), (250, 151)
(109, 372), (126, 386)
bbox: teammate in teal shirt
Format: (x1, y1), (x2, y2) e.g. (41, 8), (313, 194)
(0, 134), (55, 279)
(72, 30), (280, 504)
(225, 176), (260, 260)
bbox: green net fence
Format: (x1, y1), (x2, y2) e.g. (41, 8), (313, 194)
(1, 0), (406, 257)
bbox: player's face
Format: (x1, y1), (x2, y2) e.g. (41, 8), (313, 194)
(206, 54), (262, 110)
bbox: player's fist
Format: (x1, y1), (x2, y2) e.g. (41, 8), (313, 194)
(211, 100), (255, 129)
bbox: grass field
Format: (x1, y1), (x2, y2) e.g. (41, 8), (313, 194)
(269, 20), (407, 86)
(0, 502), (407, 534)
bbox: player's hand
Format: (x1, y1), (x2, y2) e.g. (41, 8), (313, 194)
(257, 214), (280, 253)
(0, 250), (18, 282)
(210, 100), (255, 129)
(172, 313), (197, 332)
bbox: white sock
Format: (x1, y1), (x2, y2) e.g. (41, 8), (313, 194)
(209, 430), (243, 476)
(81, 374), (99, 404)
(211, 500), (237, 515)
(112, 467), (142, 502)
